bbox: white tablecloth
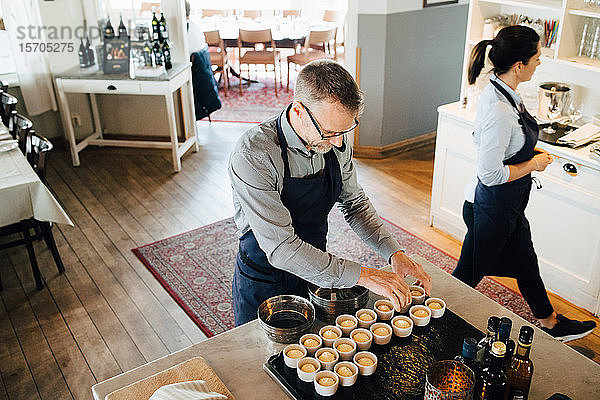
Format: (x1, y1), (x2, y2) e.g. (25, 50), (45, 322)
(0, 144), (72, 227)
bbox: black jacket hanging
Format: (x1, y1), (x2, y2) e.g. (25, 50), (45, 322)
(190, 49), (221, 120)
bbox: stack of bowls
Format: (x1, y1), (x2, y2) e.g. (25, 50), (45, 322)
(308, 284), (369, 323)
(258, 295), (315, 343)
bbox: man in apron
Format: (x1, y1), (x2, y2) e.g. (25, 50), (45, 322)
(228, 60), (432, 326)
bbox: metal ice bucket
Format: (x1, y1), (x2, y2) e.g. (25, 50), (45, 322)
(537, 82), (571, 120)
(257, 295), (315, 343)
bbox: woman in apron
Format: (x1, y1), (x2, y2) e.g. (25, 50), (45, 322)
(453, 25), (596, 342)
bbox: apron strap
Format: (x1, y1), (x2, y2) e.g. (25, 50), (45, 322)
(490, 78), (520, 112)
(275, 110), (292, 178)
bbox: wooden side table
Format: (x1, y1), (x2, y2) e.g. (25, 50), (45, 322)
(54, 63), (198, 172)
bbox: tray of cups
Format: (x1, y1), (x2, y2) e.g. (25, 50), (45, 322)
(263, 291), (484, 399)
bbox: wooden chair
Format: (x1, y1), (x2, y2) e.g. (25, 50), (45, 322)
(282, 10), (301, 18)
(201, 9), (228, 18)
(139, 2), (161, 16)
(204, 30), (230, 96)
(12, 113), (34, 154)
(243, 10), (261, 19)
(0, 80), (7, 92)
(322, 10), (346, 55)
(0, 131), (65, 291)
(287, 28), (337, 91)
(0, 91), (18, 126)
(238, 29), (280, 96)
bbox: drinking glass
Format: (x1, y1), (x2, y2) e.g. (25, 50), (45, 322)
(568, 101), (583, 124)
(425, 360), (475, 400)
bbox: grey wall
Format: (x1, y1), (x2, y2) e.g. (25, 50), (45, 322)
(358, 4), (468, 147)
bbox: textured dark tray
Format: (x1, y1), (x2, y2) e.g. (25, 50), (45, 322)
(264, 309), (484, 400)
(537, 123), (577, 146)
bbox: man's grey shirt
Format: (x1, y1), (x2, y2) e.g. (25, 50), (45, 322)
(228, 108), (403, 288)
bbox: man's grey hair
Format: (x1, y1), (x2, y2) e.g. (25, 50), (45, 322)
(294, 60), (364, 115)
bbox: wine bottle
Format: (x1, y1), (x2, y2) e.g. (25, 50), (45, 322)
(477, 316), (500, 366)
(118, 12), (128, 39)
(498, 317), (516, 371)
(104, 14), (115, 38)
(152, 40), (163, 66)
(142, 38), (153, 67)
(505, 326), (534, 400)
(85, 37), (95, 66)
(455, 337), (481, 376)
(78, 38), (88, 68)
(475, 341), (507, 400)
(151, 7), (160, 41)
(162, 39), (172, 69)
(159, 12), (169, 41)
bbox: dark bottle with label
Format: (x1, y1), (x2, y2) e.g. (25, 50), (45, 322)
(152, 40), (163, 66)
(118, 12), (128, 39)
(104, 14), (115, 38)
(159, 12), (169, 42)
(162, 40), (172, 69)
(85, 37), (95, 66)
(455, 337), (481, 377)
(475, 341), (507, 400)
(151, 7), (160, 41)
(498, 317), (516, 371)
(504, 326), (534, 400)
(78, 38), (88, 67)
(142, 37), (153, 67)
(477, 316), (500, 366)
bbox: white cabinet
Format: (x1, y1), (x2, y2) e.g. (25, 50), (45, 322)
(431, 103), (600, 315)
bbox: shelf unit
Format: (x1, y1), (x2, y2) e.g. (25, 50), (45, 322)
(462, 0), (600, 118)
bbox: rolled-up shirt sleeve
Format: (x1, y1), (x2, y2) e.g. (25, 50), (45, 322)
(336, 145), (404, 262)
(477, 101), (513, 186)
(229, 150), (362, 288)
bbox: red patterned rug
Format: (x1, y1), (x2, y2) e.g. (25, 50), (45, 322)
(205, 76), (294, 123)
(132, 209), (538, 338)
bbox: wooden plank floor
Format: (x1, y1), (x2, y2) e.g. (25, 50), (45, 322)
(0, 121), (598, 399)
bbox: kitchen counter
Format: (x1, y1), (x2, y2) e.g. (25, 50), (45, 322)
(438, 102), (600, 172)
(91, 256), (600, 400)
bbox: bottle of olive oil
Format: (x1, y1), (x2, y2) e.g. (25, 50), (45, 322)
(504, 326), (534, 400)
(475, 341), (507, 400)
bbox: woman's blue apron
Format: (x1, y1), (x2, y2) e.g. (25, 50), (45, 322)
(232, 110), (343, 326)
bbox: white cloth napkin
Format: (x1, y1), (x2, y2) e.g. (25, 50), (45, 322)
(557, 123), (600, 147)
(149, 380), (227, 400)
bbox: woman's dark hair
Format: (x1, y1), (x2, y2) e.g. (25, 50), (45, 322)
(468, 25), (540, 85)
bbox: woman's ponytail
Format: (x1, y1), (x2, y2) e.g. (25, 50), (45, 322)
(468, 39), (493, 85)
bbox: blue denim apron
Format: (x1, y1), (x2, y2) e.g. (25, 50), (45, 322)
(472, 79), (541, 280)
(232, 110), (343, 326)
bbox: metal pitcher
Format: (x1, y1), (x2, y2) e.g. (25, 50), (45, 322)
(537, 82), (571, 121)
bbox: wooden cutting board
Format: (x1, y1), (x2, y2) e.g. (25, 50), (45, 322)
(105, 356), (235, 400)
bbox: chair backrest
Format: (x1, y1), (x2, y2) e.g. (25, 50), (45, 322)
(243, 10), (261, 19)
(1, 91), (18, 125)
(203, 30), (222, 47)
(305, 27), (337, 49)
(238, 29), (273, 45)
(14, 113), (33, 153)
(0, 80), (7, 92)
(7, 110), (18, 139)
(283, 10), (301, 18)
(26, 130), (53, 183)
(322, 10), (345, 24)
(139, 2), (161, 16)
(202, 9), (228, 17)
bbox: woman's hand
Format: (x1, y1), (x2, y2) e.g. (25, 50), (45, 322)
(390, 251), (432, 295)
(532, 151), (553, 171)
(357, 267), (411, 311)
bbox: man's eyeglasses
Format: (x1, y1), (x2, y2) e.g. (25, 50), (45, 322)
(301, 103), (359, 139)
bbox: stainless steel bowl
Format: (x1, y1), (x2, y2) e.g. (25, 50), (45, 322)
(257, 295), (315, 343)
(308, 284), (369, 323)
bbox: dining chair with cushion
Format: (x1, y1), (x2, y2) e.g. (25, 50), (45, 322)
(0, 131), (65, 291)
(320, 10), (346, 55)
(238, 29), (280, 96)
(201, 9), (229, 18)
(243, 10), (261, 19)
(204, 30), (230, 96)
(287, 27), (337, 91)
(0, 91), (18, 126)
(282, 10), (301, 18)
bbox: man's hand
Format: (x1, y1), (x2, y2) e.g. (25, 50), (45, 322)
(357, 267), (411, 311)
(390, 251), (432, 295)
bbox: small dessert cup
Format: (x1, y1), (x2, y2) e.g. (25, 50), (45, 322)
(283, 344), (307, 368)
(336, 314), (358, 336)
(334, 361), (358, 387)
(315, 347), (340, 371)
(374, 299), (395, 320)
(355, 308), (377, 329)
(300, 333), (322, 356)
(314, 370), (339, 396)
(370, 322), (392, 345)
(410, 285), (426, 305)
(297, 357), (321, 382)
(350, 328), (373, 351)
(353, 351), (378, 376)
(319, 325), (342, 347)
(391, 315), (414, 337)
(409, 305), (431, 327)
(426, 297), (447, 318)
(333, 338), (357, 361)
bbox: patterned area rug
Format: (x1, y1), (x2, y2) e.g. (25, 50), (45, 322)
(133, 209), (537, 338)
(206, 76), (294, 123)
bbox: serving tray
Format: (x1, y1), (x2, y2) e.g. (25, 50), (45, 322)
(263, 309), (484, 400)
